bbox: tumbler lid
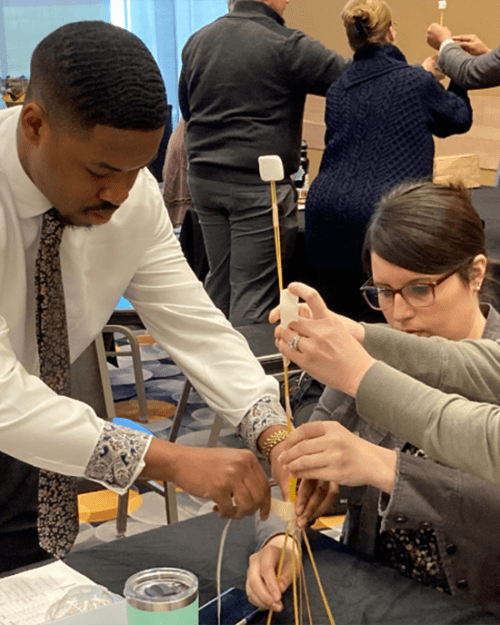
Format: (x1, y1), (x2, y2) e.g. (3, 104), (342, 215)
(124, 568), (198, 612)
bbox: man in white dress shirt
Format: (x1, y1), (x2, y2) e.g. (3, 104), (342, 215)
(0, 20), (293, 572)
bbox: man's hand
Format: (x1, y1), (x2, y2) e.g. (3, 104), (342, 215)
(275, 284), (374, 396)
(426, 23), (452, 50)
(268, 435), (292, 499)
(278, 421), (397, 495)
(246, 534), (297, 612)
(143, 440), (271, 520)
(452, 34), (490, 55)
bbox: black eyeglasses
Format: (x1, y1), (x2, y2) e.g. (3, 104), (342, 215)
(360, 268), (461, 311)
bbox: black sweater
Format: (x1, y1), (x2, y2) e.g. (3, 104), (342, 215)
(179, 0), (350, 184)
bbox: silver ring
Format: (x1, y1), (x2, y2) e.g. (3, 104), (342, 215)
(288, 334), (300, 350)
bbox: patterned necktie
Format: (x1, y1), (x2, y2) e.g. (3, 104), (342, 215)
(35, 207), (79, 558)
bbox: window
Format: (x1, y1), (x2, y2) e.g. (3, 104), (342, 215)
(0, 0), (228, 120)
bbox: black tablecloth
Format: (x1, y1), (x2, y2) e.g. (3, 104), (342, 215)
(66, 513), (500, 624)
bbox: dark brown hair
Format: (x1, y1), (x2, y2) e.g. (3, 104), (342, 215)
(362, 180), (500, 305)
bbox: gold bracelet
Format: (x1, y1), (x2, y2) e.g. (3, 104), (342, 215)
(261, 430), (289, 462)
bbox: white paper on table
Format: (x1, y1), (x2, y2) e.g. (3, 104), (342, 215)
(0, 560), (106, 625)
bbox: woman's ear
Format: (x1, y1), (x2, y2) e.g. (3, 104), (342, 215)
(471, 254), (487, 291)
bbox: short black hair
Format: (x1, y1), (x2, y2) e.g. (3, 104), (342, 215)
(26, 21), (168, 133)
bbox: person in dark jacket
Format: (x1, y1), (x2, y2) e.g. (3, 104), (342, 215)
(179, 0), (350, 326)
(305, 0), (472, 321)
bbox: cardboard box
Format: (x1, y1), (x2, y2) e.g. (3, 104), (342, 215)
(433, 154), (481, 188)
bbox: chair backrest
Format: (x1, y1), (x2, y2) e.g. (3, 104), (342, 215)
(70, 340), (110, 419)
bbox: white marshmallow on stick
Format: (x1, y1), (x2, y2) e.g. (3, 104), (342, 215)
(258, 154), (285, 182)
(438, 0), (446, 24)
(258, 156), (299, 325)
(258, 154), (296, 432)
(258, 155), (285, 290)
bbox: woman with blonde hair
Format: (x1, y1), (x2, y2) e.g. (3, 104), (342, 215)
(305, 0), (472, 321)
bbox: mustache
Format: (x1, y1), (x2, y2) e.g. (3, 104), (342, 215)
(81, 202), (120, 214)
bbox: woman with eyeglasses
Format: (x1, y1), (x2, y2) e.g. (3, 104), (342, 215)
(304, 0), (472, 321)
(246, 181), (500, 611)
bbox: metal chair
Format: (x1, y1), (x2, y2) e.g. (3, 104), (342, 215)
(165, 322), (299, 521)
(94, 326), (177, 534)
(95, 321), (297, 533)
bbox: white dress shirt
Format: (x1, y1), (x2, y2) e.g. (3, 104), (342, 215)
(0, 106), (285, 493)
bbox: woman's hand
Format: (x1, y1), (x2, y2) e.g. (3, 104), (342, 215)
(270, 283), (366, 346)
(422, 55), (445, 80)
(294, 478), (339, 530)
(274, 284), (374, 396)
(267, 435), (339, 527)
(246, 534), (298, 612)
(279, 421), (397, 495)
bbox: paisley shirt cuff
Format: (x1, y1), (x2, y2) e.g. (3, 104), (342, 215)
(237, 395), (288, 455)
(84, 422), (152, 495)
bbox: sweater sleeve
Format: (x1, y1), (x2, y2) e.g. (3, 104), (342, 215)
(439, 42), (500, 89)
(422, 70), (472, 137)
(356, 360), (500, 488)
(362, 323), (500, 403)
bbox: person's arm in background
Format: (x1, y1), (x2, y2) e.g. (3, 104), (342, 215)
(284, 30), (351, 95)
(275, 283), (500, 488)
(420, 64), (472, 137)
(427, 23), (500, 89)
(421, 55), (445, 81)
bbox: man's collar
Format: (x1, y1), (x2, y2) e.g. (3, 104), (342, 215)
(0, 106), (52, 219)
(231, 1), (285, 26)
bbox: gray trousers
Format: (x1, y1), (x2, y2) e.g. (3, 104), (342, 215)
(188, 174), (298, 326)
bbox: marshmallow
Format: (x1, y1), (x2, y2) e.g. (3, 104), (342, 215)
(258, 155), (284, 182)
